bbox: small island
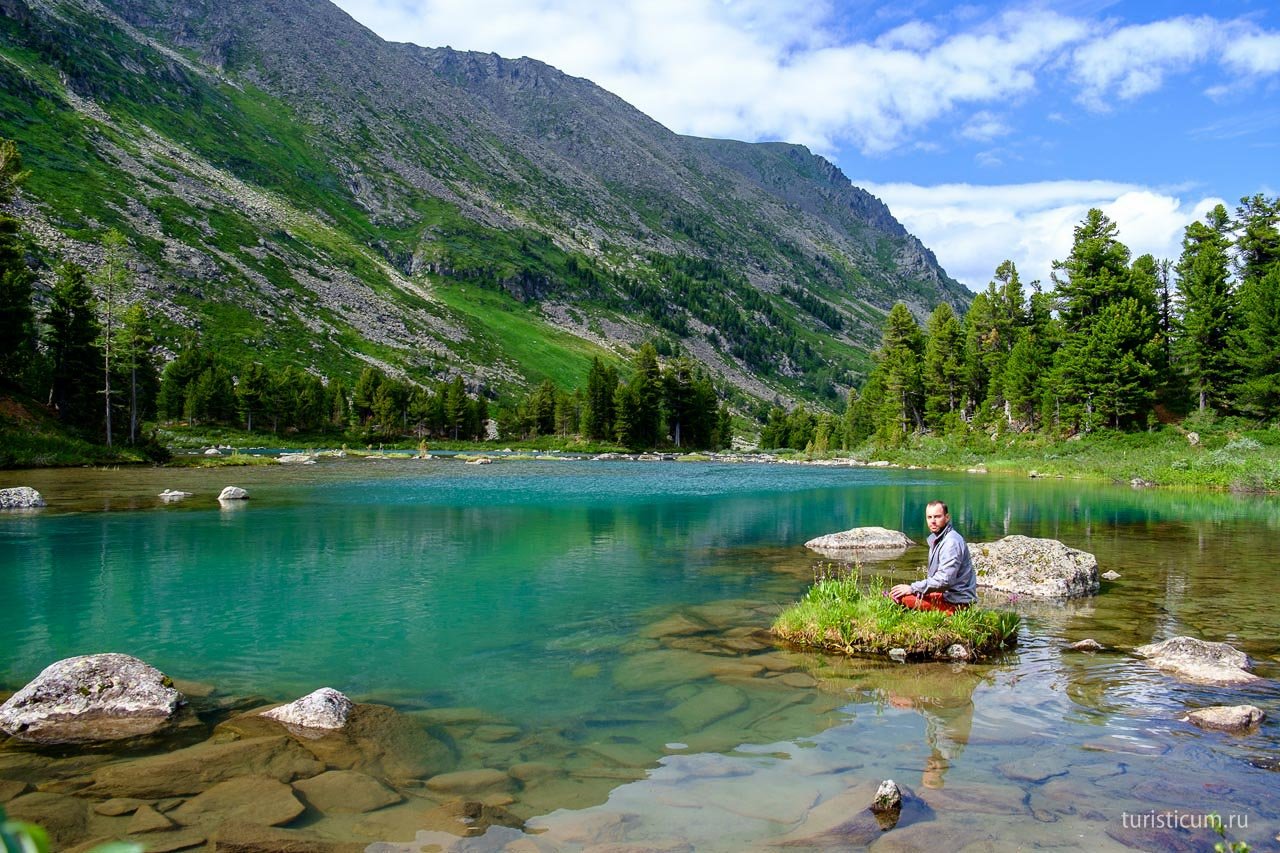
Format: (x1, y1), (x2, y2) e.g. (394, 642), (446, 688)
(771, 570), (1020, 660)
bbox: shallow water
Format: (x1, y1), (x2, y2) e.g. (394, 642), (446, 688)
(2, 459), (1278, 850)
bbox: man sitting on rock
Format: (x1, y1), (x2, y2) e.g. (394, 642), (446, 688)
(890, 501), (976, 614)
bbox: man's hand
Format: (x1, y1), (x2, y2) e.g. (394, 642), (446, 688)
(889, 583), (914, 602)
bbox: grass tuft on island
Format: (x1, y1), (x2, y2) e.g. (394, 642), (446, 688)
(772, 566), (1020, 660)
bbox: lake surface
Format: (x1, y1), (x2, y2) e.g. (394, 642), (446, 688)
(2, 459), (1278, 850)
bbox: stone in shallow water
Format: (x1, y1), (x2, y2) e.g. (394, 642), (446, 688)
(210, 820), (365, 852)
(1133, 636), (1258, 685)
(0, 486), (45, 509)
(971, 535), (1100, 598)
(0, 779), (30, 802)
(86, 735), (324, 798)
(424, 768), (511, 795)
(293, 769), (402, 814)
(1182, 705), (1266, 732)
(4, 792), (88, 848)
(126, 803), (176, 834)
(169, 775), (305, 827)
(218, 485), (249, 500)
(997, 756), (1069, 784)
(0, 653), (184, 744)
(667, 684), (747, 732)
(804, 526), (914, 560)
(262, 687), (353, 731)
(93, 797), (146, 816)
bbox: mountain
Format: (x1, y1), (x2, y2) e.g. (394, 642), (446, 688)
(0, 0), (969, 410)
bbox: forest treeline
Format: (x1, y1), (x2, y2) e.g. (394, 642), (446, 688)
(762, 197), (1280, 450)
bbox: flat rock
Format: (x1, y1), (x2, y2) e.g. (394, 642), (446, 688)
(0, 653), (185, 744)
(1183, 705), (1266, 732)
(218, 486), (249, 501)
(5, 791), (88, 847)
(159, 490), (193, 501)
(997, 756), (1069, 784)
(209, 820), (366, 852)
(86, 735), (324, 798)
(1133, 636), (1258, 685)
(971, 535), (1099, 598)
(128, 803), (176, 833)
(0, 487), (45, 508)
(804, 526), (913, 560)
(170, 776), (305, 827)
(261, 688), (353, 731)
(94, 797), (147, 816)
(0, 779), (30, 802)
(424, 768), (511, 795)
(292, 769), (401, 814)
(667, 684), (747, 732)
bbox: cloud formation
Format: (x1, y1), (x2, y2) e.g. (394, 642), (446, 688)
(860, 180), (1224, 289)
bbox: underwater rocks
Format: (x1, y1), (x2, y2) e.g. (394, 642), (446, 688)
(1183, 705), (1266, 732)
(971, 535), (1100, 599)
(0, 653), (185, 744)
(1134, 636), (1259, 685)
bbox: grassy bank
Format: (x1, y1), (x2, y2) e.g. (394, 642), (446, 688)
(772, 566), (1020, 660)
(778, 417), (1280, 492)
(0, 395), (154, 469)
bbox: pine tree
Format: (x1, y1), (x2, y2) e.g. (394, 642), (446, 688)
(631, 342), (662, 448)
(1233, 266), (1280, 419)
(922, 302), (965, 431)
(94, 229), (131, 446)
(1051, 208), (1133, 331)
(1175, 205), (1237, 412)
(236, 362), (270, 432)
(44, 263), (101, 429)
(874, 303), (924, 441)
(0, 140), (34, 390)
(1233, 194), (1280, 285)
(116, 305), (157, 443)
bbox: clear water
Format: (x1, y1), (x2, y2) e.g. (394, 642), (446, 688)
(2, 459), (1278, 850)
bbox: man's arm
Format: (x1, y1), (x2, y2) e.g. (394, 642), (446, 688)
(911, 534), (964, 595)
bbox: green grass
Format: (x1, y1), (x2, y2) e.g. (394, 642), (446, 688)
(772, 565), (1020, 660)
(840, 422), (1280, 492)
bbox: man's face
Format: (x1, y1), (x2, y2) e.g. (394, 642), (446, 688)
(926, 505), (948, 534)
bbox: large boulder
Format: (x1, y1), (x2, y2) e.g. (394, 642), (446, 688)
(262, 688), (353, 731)
(971, 535), (1099, 598)
(804, 527), (914, 560)
(0, 487), (45, 509)
(1134, 637), (1259, 685)
(218, 486), (249, 501)
(0, 653), (184, 744)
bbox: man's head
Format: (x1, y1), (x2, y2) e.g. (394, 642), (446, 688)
(925, 501), (950, 535)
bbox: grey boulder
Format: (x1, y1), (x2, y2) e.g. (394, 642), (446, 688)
(262, 687), (354, 731)
(0, 653), (184, 743)
(1134, 636), (1259, 685)
(972, 535), (1099, 598)
(0, 487), (45, 509)
(804, 526), (914, 560)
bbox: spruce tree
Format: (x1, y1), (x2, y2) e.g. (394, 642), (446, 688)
(1175, 205), (1237, 412)
(0, 140), (34, 390)
(45, 263), (101, 429)
(874, 303), (924, 441)
(1233, 266), (1280, 419)
(94, 229), (131, 446)
(922, 303), (964, 431)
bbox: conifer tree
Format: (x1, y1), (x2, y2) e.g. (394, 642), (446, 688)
(116, 305), (157, 443)
(1175, 204), (1237, 412)
(0, 139), (34, 390)
(94, 229), (131, 446)
(44, 262), (101, 428)
(874, 303), (924, 441)
(236, 361), (270, 432)
(1233, 266), (1280, 418)
(922, 302), (964, 431)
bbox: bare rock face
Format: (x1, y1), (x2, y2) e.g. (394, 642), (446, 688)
(804, 527), (914, 560)
(1183, 705), (1266, 732)
(262, 687), (353, 731)
(0, 653), (184, 744)
(218, 485), (249, 501)
(0, 487), (45, 509)
(971, 535), (1099, 598)
(1134, 637), (1258, 685)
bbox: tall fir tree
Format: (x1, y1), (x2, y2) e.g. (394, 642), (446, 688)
(1233, 266), (1280, 419)
(873, 303), (924, 442)
(0, 139), (34, 390)
(44, 262), (101, 429)
(115, 304), (157, 444)
(922, 302), (964, 431)
(1175, 204), (1237, 412)
(94, 229), (131, 446)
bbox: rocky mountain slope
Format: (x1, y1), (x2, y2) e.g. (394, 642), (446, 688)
(0, 0), (969, 409)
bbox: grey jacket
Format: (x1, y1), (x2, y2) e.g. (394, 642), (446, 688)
(911, 523), (977, 605)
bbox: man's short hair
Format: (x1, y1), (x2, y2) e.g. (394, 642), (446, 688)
(926, 500), (949, 515)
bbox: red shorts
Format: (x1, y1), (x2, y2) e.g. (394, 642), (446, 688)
(896, 591), (968, 615)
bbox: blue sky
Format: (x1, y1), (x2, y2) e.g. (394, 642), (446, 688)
(331, 0), (1279, 290)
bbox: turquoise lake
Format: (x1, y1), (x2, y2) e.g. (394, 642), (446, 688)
(2, 458), (1278, 850)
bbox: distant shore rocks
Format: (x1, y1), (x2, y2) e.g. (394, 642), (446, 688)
(1134, 636), (1259, 685)
(0, 486), (45, 509)
(218, 485), (249, 501)
(972, 535), (1099, 599)
(0, 653), (185, 744)
(804, 527), (914, 560)
(262, 687), (354, 731)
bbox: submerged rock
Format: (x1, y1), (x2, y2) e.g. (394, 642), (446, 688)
(0, 653), (184, 744)
(1183, 705), (1266, 732)
(971, 535), (1100, 598)
(871, 779), (902, 813)
(1134, 636), (1258, 685)
(804, 527), (914, 560)
(218, 486), (249, 501)
(262, 687), (353, 731)
(170, 776), (305, 828)
(1068, 639), (1104, 651)
(85, 735), (324, 798)
(0, 487), (45, 509)
(158, 489), (192, 501)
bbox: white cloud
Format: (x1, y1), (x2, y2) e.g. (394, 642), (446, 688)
(1223, 32), (1280, 75)
(959, 111), (1010, 142)
(859, 179), (1224, 290)
(1071, 17), (1215, 106)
